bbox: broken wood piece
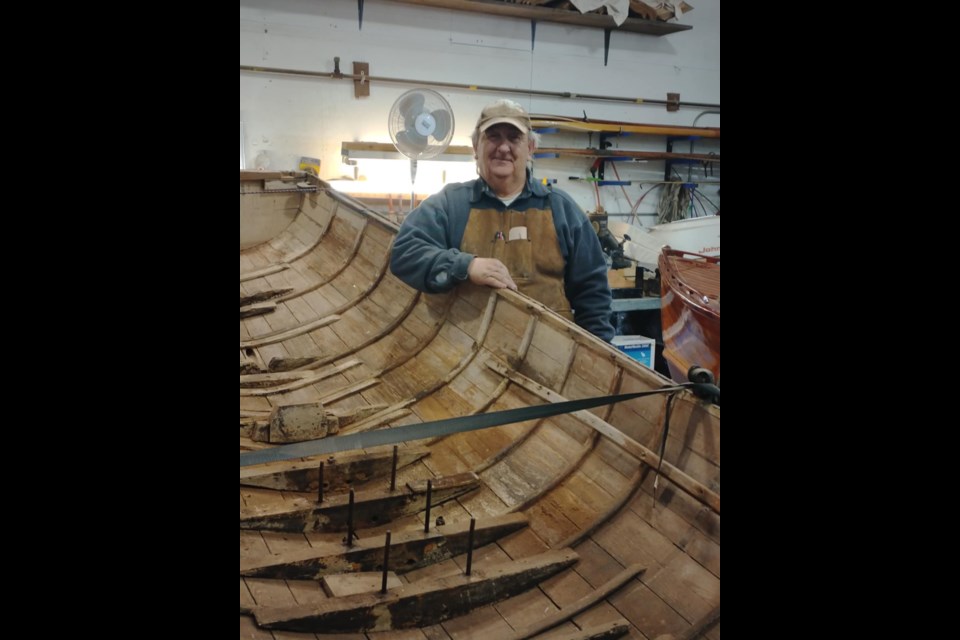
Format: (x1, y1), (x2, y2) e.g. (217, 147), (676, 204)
(239, 472), (480, 532)
(240, 512), (527, 579)
(240, 288), (295, 307)
(239, 446), (430, 492)
(240, 302), (275, 319)
(253, 548), (579, 632)
(321, 571), (400, 597)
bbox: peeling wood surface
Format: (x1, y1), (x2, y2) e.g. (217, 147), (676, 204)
(240, 473), (480, 533)
(242, 513), (528, 580)
(239, 445), (430, 492)
(239, 173), (720, 640)
(254, 549), (580, 633)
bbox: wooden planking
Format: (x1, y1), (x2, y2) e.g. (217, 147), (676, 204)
(240, 175), (720, 639)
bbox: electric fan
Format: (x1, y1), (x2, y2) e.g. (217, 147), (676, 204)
(387, 88), (455, 209)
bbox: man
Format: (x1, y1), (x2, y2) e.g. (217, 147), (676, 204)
(390, 99), (614, 342)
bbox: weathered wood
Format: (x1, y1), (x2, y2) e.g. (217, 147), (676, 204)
(239, 359), (361, 396)
(248, 402), (390, 443)
(240, 472), (480, 532)
(511, 563), (645, 639)
(321, 572), (401, 597)
(487, 360), (720, 515)
(240, 288), (295, 307)
(253, 549), (580, 632)
(545, 620), (631, 640)
(240, 302), (275, 319)
(654, 605), (720, 640)
(239, 446), (430, 492)
(239, 173), (721, 637)
(239, 314), (341, 349)
(239, 263), (287, 283)
(241, 513), (527, 579)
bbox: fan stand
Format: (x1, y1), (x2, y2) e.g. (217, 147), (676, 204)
(409, 159), (418, 213)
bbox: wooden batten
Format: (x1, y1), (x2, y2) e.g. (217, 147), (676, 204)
(241, 513), (528, 579)
(239, 446), (430, 492)
(254, 549), (580, 632)
(240, 473), (480, 533)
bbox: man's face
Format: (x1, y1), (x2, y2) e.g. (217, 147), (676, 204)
(477, 123), (533, 187)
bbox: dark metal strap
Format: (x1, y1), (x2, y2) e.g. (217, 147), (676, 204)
(240, 383), (719, 468)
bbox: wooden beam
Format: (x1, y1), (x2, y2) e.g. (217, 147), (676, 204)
(239, 472), (480, 532)
(239, 446), (430, 492)
(240, 513), (527, 579)
(253, 548), (580, 632)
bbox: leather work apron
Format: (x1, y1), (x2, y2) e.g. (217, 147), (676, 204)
(460, 206), (572, 320)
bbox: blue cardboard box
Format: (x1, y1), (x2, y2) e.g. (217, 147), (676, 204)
(611, 335), (655, 369)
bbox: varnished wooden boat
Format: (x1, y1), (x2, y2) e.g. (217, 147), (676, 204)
(658, 249), (721, 386)
(240, 171), (721, 639)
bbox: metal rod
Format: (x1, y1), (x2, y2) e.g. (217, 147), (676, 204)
(239, 65), (721, 111)
(390, 446), (398, 492)
(424, 480), (433, 534)
(465, 518), (476, 576)
(317, 462), (324, 504)
(346, 489), (356, 547)
(381, 530), (392, 594)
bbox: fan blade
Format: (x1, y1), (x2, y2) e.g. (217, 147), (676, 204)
(396, 129), (428, 154)
(398, 92), (425, 123)
(431, 109), (451, 141)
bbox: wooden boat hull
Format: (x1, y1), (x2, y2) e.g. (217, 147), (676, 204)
(658, 249), (721, 385)
(240, 172), (721, 638)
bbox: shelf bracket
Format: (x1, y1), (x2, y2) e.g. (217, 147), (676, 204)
(353, 62), (370, 98)
(667, 93), (680, 112)
(604, 29), (612, 66)
(531, 20), (537, 51)
(358, 0), (364, 30)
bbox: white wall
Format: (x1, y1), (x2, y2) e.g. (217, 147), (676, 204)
(239, 0), (720, 221)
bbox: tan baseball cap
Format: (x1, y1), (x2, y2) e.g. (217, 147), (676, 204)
(475, 100), (531, 133)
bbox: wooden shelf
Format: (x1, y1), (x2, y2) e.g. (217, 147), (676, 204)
(341, 142), (718, 164)
(387, 0), (692, 36)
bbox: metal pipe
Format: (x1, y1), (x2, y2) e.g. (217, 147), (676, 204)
(689, 110), (721, 181)
(381, 531), (392, 594)
(346, 489), (356, 547)
(317, 462), (324, 504)
(424, 480), (433, 534)
(239, 65), (721, 111)
(465, 518), (476, 576)
(390, 445), (398, 492)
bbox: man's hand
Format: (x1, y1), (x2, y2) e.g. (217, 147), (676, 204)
(467, 257), (518, 291)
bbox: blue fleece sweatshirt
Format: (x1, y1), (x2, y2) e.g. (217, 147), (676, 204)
(390, 174), (614, 342)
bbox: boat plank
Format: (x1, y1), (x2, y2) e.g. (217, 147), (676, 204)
(635, 477), (720, 545)
(300, 284), (348, 318)
(645, 553), (720, 627)
(301, 191), (337, 228)
(522, 331), (575, 391)
(456, 484), (512, 519)
(608, 579), (690, 640)
(630, 497), (720, 579)
(440, 604), (517, 640)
